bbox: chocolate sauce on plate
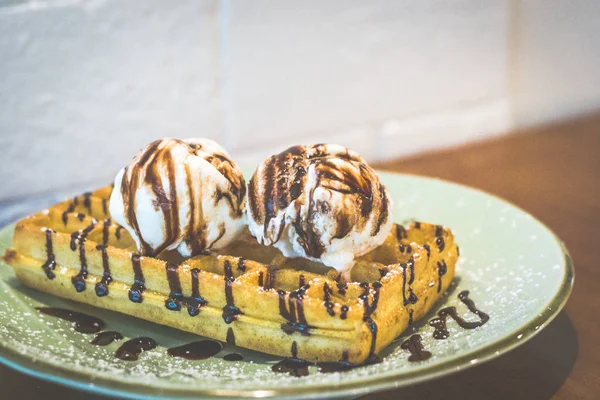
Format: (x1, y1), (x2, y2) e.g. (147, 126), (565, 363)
(115, 337), (157, 361)
(91, 331), (123, 346)
(401, 334), (432, 362)
(429, 290), (490, 339)
(271, 342), (312, 377)
(36, 307), (105, 334)
(167, 340), (222, 360)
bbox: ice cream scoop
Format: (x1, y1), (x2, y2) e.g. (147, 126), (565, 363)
(247, 144), (393, 278)
(110, 138), (246, 257)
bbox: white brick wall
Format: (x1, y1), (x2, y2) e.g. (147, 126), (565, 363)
(0, 0), (598, 201)
(510, 0), (600, 127)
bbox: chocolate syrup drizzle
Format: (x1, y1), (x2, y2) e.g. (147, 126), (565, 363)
(423, 244), (431, 259)
(436, 260), (447, 293)
(429, 291), (490, 339)
(95, 244), (112, 297)
(222, 260), (241, 324)
(186, 268), (207, 316)
(128, 254), (145, 303)
(271, 341), (312, 377)
(102, 218), (111, 245)
(167, 340), (222, 360)
(82, 192), (92, 214)
(401, 334), (432, 362)
(91, 331), (123, 346)
(36, 307), (105, 333)
(247, 144), (390, 258)
(298, 274), (306, 289)
(226, 327), (236, 345)
(118, 139), (245, 257)
(41, 228), (56, 279)
(395, 224), (407, 240)
(323, 282), (335, 316)
(70, 220), (97, 292)
(279, 284), (312, 336)
(262, 265), (278, 290)
(316, 350), (362, 373)
(62, 202), (76, 225)
(237, 258), (247, 272)
(72, 242), (88, 292)
(163, 263), (208, 316)
(165, 263), (183, 311)
(115, 337), (157, 361)
(359, 282), (383, 365)
(401, 259), (418, 306)
(340, 305), (349, 320)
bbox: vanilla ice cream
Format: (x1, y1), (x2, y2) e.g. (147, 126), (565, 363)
(247, 144), (393, 278)
(110, 138), (246, 257)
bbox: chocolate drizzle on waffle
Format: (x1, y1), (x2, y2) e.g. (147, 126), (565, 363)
(279, 284), (312, 336)
(435, 226), (446, 253)
(164, 263), (208, 316)
(165, 263), (183, 311)
(117, 139), (246, 257)
(41, 228), (56, 279)
(226, 327), (236, 345)
(359, 281), (383, 364)
(429, 291), (489, 339)
(128, 254), (145, 303)
(222, 260), (242, 324)
(262, 265), (278, 290)
(323, 282), (335, 316)
(186, 268), (207, 316)
(102, 219), (111, 245)
(95, 244), (112, 297)
(71, 222), (97, 292)
(70, 220), (97, 251)
(62, 201), (76, 225)
(437, 260), (447, 293)
(401, 258), (418, 306)
(247, 144), (391, 258)
(272, 341), (312, 377)
(6, 179), (462, 366)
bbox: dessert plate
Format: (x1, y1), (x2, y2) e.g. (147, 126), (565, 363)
(0, 172), (573, 399)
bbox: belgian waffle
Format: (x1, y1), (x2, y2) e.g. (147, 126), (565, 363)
(3, 186), (458, 363)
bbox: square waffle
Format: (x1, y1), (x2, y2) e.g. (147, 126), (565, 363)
(3, 185), (458, 363)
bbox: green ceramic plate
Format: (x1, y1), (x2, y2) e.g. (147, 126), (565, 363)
(0, 173), (574, 399)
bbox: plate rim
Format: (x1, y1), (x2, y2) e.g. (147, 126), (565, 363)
(0, 173), (575, 399)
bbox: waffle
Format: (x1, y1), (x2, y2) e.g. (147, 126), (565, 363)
(3, 186), (458, 364)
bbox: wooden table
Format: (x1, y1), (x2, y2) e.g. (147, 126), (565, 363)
(2, 115), (599, 399)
